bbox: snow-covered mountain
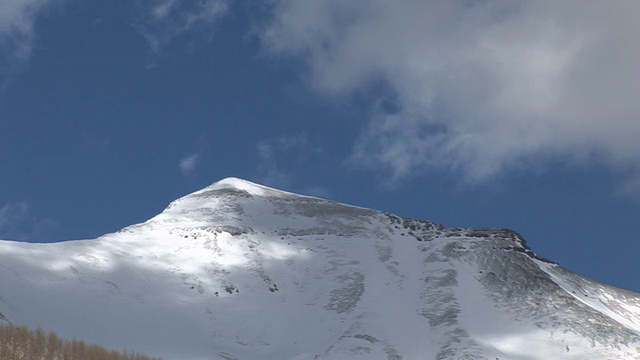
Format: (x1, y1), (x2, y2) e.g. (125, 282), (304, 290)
(1, 178), (639, 360)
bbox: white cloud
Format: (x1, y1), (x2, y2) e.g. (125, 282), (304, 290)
(0, 201), (29, 230)
(0, 0), (58, 81)
(179, 153), (199, 174)
(134, 0), (231, 52)
(261, 1), (640, 186)
(0, 201), (56, 241)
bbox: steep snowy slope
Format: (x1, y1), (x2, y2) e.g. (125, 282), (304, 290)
(0, 178), (639, 359)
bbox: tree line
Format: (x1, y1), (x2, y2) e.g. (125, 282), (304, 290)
(0, 322), (162, 360)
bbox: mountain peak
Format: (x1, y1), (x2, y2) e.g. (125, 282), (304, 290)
(204, 177), (267, 195)
(195, 177), (299, 199)
(152, 178), (306, 227)
(2, 179), (640, 359)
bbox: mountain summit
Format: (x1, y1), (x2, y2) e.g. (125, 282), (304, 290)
(1, 179), (639, 359)
(199, 177), (291, 195)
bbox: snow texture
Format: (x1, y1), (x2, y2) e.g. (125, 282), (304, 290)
(0, 177), (638, 359)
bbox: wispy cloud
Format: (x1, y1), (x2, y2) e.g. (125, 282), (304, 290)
(302, 185), (332, 199)
(256, 133), (309, 189)
(80, 132), (111, 153)
(255, 132), (329, 193)
(179, 153), (199, 175)
(260, 1), (640, 189)
(0, 0), (58, 84)
(255, 133), (331, 197)
(0, 201), (56, 241)
(134, 0), (232, 53)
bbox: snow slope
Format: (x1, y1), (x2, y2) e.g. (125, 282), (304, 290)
(0, 178), (639, 359)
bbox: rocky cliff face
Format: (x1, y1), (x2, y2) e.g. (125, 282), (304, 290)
(0, 178), (639, 359)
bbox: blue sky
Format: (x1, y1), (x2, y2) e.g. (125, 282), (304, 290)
(1, 1), (640, 292)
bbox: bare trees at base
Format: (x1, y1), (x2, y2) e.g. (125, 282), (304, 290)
(0, 322), (162, 360)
